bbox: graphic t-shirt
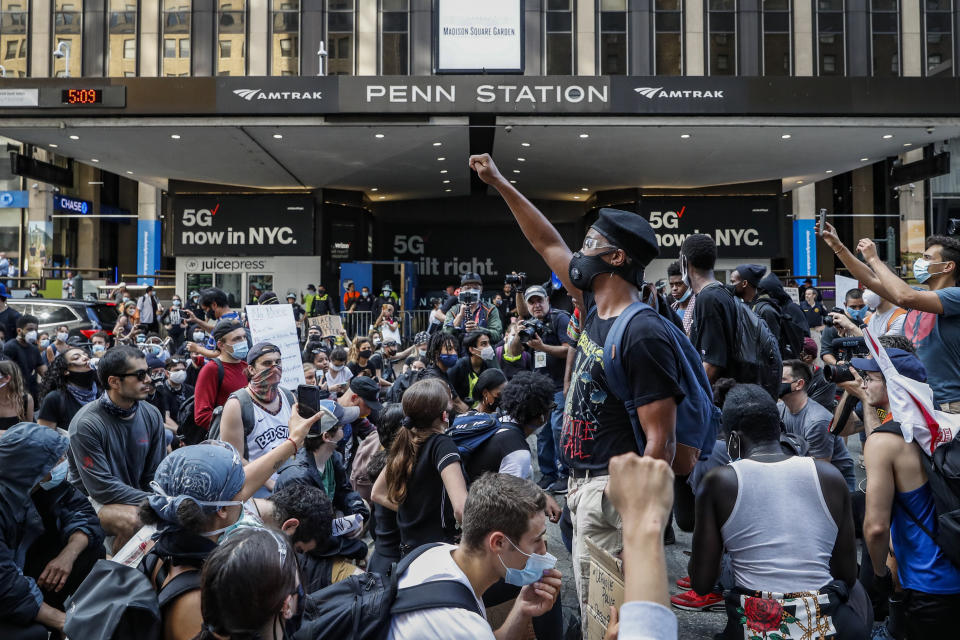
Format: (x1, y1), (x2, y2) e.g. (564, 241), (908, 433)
(561, 299), (683, 471)
(903, 287), (960, 404)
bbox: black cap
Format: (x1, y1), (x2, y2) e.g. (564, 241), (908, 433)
(591, 208), (660, 266)
(461, 272), (482, 287)
(349, 376), (383, 417)
(735, 264), (767, 288)
(258, 290), (279, 305)
(246, 342), (281, 365)
(212, 318), (243, 342)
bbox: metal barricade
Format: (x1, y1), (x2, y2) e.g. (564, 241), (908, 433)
(340, 311), (374, 339)
(400, 310), (434, 341)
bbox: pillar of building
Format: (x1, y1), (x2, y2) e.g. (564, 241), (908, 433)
(793, 0), (813, 76)
(902, 0), (922, 77)
(576, 0), (596, 74)
(137, 183), (163, 285)
(791, 184), (818, 282)
(685, 0), (704, 76)
(30, 0), (52, 78)
(140, 0), (160, 77)
(249, 0), (269, 75)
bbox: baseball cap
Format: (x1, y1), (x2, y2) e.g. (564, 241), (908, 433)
(246, 342), (281, 365)
(460, 272), (482, 287)
(850, 348), (928, 383)
(524, 285), (548, 302)
(258, 290), (279, 305)
(0, 283), (8, 300)
(212, 318), (243, 342)
(349, 376), (383, 417)
(146, 355), (166, 370)
(734, 264), (767, 288)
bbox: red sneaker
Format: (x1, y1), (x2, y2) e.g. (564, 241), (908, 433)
(676, 576), (692, 589)
(670, 590), (724, 611)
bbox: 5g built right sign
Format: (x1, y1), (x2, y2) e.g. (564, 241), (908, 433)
(639, 196), (781, 258)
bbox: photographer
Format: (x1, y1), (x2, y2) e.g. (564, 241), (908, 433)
(443, 273), (503, 345)
(819, 289), (867, 366)
(515, 285), (575, 493)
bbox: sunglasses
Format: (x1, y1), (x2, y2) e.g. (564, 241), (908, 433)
(117, 369), (150, 381)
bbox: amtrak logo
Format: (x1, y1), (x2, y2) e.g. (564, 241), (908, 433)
(634, 87), (725, 99)
(232, 88), (324, 101)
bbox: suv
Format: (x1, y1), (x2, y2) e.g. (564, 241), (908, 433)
(6, 298), (118, 340)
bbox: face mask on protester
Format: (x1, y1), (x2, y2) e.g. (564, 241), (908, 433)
(499, 537), (557, 587)
(230, 341), (250, 361)
(193, 331), (206, 343)
(169, 370), (188, 385)
(778, 381), (796, 398)
(677, 288), (692, 303)
(172, 299), (182, 307)
(862, 290), (881, 311)
(39, 338), (50, 349)
(359, 349), (373, 360)
(56, 331), (69, 343)
(136, 334), (147, 344)
(913, 257), (949, 284)
(92, 344), (106, 355)
(846, 307), (867, 322)
(24, 330), (38, 344)
(479, 345), (495, 361)
(438, 354), (458, 368)
(39, 459), (69, 491)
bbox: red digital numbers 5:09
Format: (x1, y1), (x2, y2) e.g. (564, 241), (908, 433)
(61, 89), (102, 105)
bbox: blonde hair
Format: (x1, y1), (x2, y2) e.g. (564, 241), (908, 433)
(0, 361), (26, 421)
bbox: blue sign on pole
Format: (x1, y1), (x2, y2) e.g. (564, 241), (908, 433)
(0, 191), (29, 208)
(137, 219), (161, 285)
(792, 218), (818, 287)
(53, 195), (91, 214)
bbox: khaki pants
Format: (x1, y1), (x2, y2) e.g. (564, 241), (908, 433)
(567, 473), (622, 617)
(941, 401), (960, 414)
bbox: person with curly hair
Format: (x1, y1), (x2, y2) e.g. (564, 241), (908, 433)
(36, 347), (97, 431)
(0, 360), (32, 432)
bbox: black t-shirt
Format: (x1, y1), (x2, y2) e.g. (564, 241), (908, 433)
(397, 433), (465, 548)
(158, 382), (193, 417)
(561, 298), (684, 471)
(689, 282), (739, 373)
(355, 295), (374, 312)
(347, 359), (378, 379)
(534, 309), (575, 390)
(0, 307), (21, 342)
(37, 389), (85, 429)
(3, 338), (43, 397)
(370, 353), (395, 383)
(464, 422), (529, 481)
(496, 346), (533, 380)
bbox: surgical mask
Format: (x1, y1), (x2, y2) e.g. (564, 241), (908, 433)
(193, 331), (206, 342)
(169, 370), (188, 385)
(418, 349), (427, 357)
(56, 332), (69, 343)
(680, 253), (692, 289)
(846, 307), (867, 322)
(330, 363), (344, 372)
(172, 299), (182, 307)
(24, 330), (37, 344)
(778, 382), (795, 399)
(39, 339), (50, 348)
(913, 257), (949, 284)
(862, 290), (882, 311)
(199, 501), (252, 540)
(499, 537), (557, 587)
(677, 288), (692, 303)
(146, 345), (161, 356)
(122, 296), (130, 303)
(40, 460), (69, 491)
(230, 341), (250, 361)
(29, 287), (37, 293)
(439, 354), (458, 368)
(92, 344), (105, 355)
(136, 334), (147, 344)
(479, 345), (495, 360)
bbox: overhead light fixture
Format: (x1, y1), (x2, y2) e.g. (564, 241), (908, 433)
(904, 142), (912, 147)
(48, 143), (58, 148)
(882, 134), (893, 139)
(521, 142), (531, 147)
(781, 134), (792, 139)
(87, 181), (103, 185)
(509, 180), (517, 184)
(378, 195), (385, 199)
(680, 134), (691, 139)
(90, 159), (99, 163)
(512, 169), (520, 174)
(443, 179), (450, 184)
(825, 170), (833, 174)
(517, 158), (525, 162)
(437, 157), (446, 161)
(69, 135), (79, 140)
(796, 180), (804, 184)
(440, 169), (448, 174)
(170, 134), (181, 139)
(860, 157), (869, 162)
(581, 188), (589, 192)
(573, 196), (581, 199)
(273, 134), (283, 139)
(579, 133), (589, 139)
(126, 171), (133, 175)
(371, 188), (379, 192)
(445, 188), (452, 192)
(375, 133), (384, 139)
(433, 142), (442, 146)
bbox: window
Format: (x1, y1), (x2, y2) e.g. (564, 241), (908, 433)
(598, 0), (627, 74)
(53, 1), (82, 77)
(380, 0), (409, 75)
(707, 0), (736, 75)
(924, 0), (952, 76)
(123, 38), (135, 59)
(0, 1), (29, 78)
(816, 0), (844, 76)
(161, 1), (191, 77)
(871, 0), (899, 76)
(544, 0), (574, 75)
(762, 0), (790, 75)
(106, 1), (137, 76)
(654, 0), (683, 75)
(327, 0), (354, 75)
(271, 0), (299, 75)
(217, 1), (246, 76)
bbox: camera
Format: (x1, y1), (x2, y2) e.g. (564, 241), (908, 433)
(823, 362), (856, 384)
(505, 272), (526, 287)
(824, 338), (868, 380)
(458, 290), (480, 306)
(517, 318), (546, 345)
(821, 307), (847, 326)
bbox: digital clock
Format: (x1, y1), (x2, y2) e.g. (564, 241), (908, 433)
(61, 89), (102, 105)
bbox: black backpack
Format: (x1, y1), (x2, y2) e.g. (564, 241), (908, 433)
(176, 359), (223, 446)
(754, 297), (803, 360)
(386, 368), (428, 404)
(721, 286), (782, 399)
(64, 554), (201, 640)
(208, 386), (297, 460)
(294, 542), (482, 640)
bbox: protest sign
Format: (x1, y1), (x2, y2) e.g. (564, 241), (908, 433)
(245, 304), (306, 390)
(307, 314), (344, 337)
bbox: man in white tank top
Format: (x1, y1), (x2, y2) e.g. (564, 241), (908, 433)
(688, 384), (871, 640)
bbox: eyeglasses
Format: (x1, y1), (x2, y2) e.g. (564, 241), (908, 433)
(581, 237), (618, 252)
(117, 369), (150, 381)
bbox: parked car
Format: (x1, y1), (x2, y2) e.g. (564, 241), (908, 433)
(6, 298), (118, 341)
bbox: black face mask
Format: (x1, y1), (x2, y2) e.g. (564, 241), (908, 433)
(724, 283), (738, 296)
(568, 250), (643, 291)
(359, 349), (373, 359)
(778, 382), (794, 398)
(67, 368), (97, 388)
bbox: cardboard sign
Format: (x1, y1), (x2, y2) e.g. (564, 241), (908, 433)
(245, 304), (306, 391)
(835, 275), (860, 305)
(307, 314), (344, 337)
(585, 537), (624, 640)
(784, 286), (800, 305)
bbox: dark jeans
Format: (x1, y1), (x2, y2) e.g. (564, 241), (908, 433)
(902, 589), (960, 637)
(483, 577), (563, 639)
(536, 391), (566, 480)
(0, 620), (47, 640)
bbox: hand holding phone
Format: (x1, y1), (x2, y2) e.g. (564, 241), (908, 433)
(297, 384), (321, 419)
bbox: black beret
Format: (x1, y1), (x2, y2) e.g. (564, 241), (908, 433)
(591, 208), (660, 266)
(735, 264), (767, 288)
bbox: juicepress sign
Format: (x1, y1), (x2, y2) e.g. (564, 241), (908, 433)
(172, 195), (314, 256)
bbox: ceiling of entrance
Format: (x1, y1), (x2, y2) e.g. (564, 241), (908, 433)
(2, 117), (959, 201)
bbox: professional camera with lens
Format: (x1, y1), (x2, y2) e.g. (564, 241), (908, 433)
(517, 318), (546, 345)
(823, 337), (868, 383)
(821, 307), (847, 326)
(823, 362), (855, 384)
(458, 289), (480, 306)
(505, 272), (526, 287)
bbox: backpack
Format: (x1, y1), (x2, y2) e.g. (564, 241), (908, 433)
(720, 287), (782, 399)
(386, 368), (428, 404)
(64, 554), (201, 640)
(208, 386), (296, 460)
(446, 411), (523, 476)
(175, 359), (223, 446)
(753, 297), (802, 360)
(600, 301), (720, 476)
(294, 542), (482, 640)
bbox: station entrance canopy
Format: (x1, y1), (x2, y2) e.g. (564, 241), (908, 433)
(1, 76), (959, 199)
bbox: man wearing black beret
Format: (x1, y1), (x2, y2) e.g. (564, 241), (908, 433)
(470, 153), (683, 616)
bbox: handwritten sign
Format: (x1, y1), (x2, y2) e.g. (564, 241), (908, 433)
(585, 537), (624, 640)
(307, 314), (344, 337)
(784, 286), (800, 305)
(245, 304), (306, 390)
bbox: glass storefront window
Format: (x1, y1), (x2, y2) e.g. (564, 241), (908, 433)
(249, 275), (274, 304)
(217, 0), (246, 76)
(924, 0), (952, 76)
(53, 1), (82, 78)
(598, 0), (627, 75)
(162, 0), (191, 77)
(544, 0), (574, 75)
(708, 0), (736, 75)
(186, 273), (213, 296)
(380, 0), (408, 75)
(762, 0), (790, 75)
(215, 273), (242, 308)
(1, 0), (29, 78)
(271, 0), (299, 75)
(817, 0), (844, 76)
(654, 0), (682, 76)
(106, 1), (137, 77)
(871, 0), (899, 76)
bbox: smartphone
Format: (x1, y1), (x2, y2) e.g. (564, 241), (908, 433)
(297, 384), (321, 419)
(819, 208), (827, 231)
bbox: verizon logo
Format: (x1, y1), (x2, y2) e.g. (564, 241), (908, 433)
(233, 88), (324, 101)
(634, 87), (725, 99)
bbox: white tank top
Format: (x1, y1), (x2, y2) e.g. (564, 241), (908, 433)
(246, 392), (293, 484)
(721, 456), (838, 593)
